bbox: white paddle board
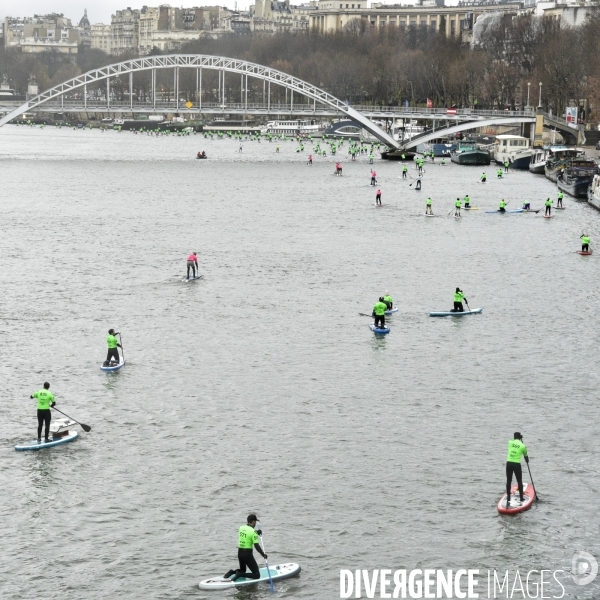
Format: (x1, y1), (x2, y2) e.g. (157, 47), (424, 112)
(199, 563), (301, 590)
(15, 431), (78, 451)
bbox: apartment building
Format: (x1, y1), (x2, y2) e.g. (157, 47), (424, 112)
(91, 23), (112, 52)
(3, 14), (80, 52)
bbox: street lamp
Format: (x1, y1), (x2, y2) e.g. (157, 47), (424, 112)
(526, 82), (530, 109)
(538, 82), (542, 108)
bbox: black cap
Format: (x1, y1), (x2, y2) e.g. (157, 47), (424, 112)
(109, 328), (115, 334)
(247, 513), (258, 523)
(514, 432), (523, 440)
(456, 287), (460, 292)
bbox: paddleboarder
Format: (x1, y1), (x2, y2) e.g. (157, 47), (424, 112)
(223, 514), (267, 581)
(415, 176), (422, 190)
(504, 160), (509, 173)
(455, 197), (461, 217)
(426, 197), (433, 214)
(506, 432), (529, 507)
(383, 292), (393, 310)
(308, 155), (313, 165)
(372, 297), (387, 329)
(497, 168), (503, 178)
(376, 189), (382, 206)
(499, 199), (506, 213)
(545, 198), (552, 216)
(557, 191), (563, 208)
(464, 194), (471, 208)
(104, 329), (122, 367)
(402, 165), (408, 179)
(581, 233), (590, 252)
(370, 170), (377, 186)
(451, 288), (466, 312)
(187, 252), (199, 279)
(523, 201), (531, 210)
(31, 382), (56, 443)
(480, 172), (487, 183)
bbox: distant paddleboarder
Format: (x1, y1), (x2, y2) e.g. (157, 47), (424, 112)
(415, 176), (422, 190)
(308, 155), (313, 165)
(187, 252), (199, 279)
(104, 329), (122, 367)
(426, 197), (433, 214)
(370, 170), (377, 186)
(545, 198), (552, 216)
(557, 191), (563, 208)
(376, 189), (382, 205)
(383, 292), (393, 310)
(451, 288), (466, 312)
(464, 195), (471, 208)
(31, 382), (56, 443)
(402, 165), (408, 179)
(505, 432), (529, 508)
(481, 172), (487, 183)
(455, 197), (461, 217)
(523, 201), (531, 210)
(499, 199), (506, 213)
(223, 514), (267, 581)
(497, 168), (503, 178)
(581, 233), (590, 252)
(504, 160), (509, 173)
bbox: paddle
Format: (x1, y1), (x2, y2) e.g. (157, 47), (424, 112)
(257, 523), (274, 593)
(51, 407), (91, 432)
(525, 459), (540, 502)
(359, 312), (374, 317)
(464, 298), (472, 314)
(119, 333), (125, 363)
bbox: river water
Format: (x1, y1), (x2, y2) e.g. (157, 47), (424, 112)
(1, 126), (599, 600)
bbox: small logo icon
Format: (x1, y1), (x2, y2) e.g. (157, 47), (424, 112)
(572, 551), (598, 586)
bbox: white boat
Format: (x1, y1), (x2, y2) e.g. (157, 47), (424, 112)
(494, 135), (532, 169)
(392, 120), (425, 142)
(261, 120), (320, 136)
(529, 147), (547, 174)
(587, 174), (600, 210)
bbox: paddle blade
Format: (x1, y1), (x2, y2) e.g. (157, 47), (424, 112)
(81, 424), (92, 432)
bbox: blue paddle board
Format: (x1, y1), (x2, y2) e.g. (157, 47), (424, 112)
(100, 360), (125, 372)
(183, 274), (202, 282)
(15, 431), (78, 451)
(199, 563), (301, 590)
(430, 308), (483, 317)
(369, 323), (390, 334)
(384, 307), (398, 315)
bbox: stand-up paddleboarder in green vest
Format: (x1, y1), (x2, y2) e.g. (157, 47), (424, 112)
(504, 160), (509, 173)
(452, 288), (466, 312)
(426, 197), (433, 214)
(373, 297), (387, 329)
(545, 198), (552, 216)
(383, 292), (393, 310)
(223, 514), (267, 581)
(455, 197), (461, 217)
(581, 233), (590, 252)
(481, 172), (487, 183)
(31, 382), (56, 443)
(506, 432), (529, 507)
(104, 329), (122, 367)
(464, 194), (471, 208)
(557, 191), (563, 208)
(402, 165), (408, 179)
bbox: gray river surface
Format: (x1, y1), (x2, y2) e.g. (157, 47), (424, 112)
(1, 126), (599, 600)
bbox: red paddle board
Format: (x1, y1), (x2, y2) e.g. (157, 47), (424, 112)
(498, 482), (535, 515)
(578, 250), (592, 255)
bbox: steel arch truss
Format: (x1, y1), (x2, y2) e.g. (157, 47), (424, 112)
(0, 54), (399, 148)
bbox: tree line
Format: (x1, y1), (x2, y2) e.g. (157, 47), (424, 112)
(1, 11), (599, 123)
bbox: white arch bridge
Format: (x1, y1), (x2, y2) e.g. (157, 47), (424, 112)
(0, 54), (580, 147)
(0, 54), (399, 148)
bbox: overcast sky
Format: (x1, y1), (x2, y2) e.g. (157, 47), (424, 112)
(1, 0), (459, 25)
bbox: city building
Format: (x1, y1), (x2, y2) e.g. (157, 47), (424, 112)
(77, 9), (92, 48)
(110, 7), (140, 54)
(91, 23), (112, 52)
(309, 0), (523, 37)
(3, 13), (80, 52)
(252, 0), (316, 32)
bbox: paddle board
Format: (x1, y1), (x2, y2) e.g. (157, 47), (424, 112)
(429, 308), (483, 317)
(100, 360), (125, 372)
(369, 323), (390, 334)
(424, 213), (436, 217)
(544, 215), (553, 219)
(184, 274), (203, 282)
(15, 431), (78, 451)
(578, 250), (593, 255)
(199, 563), (301, 590)
(555, 207), (566, 210)
(485, 209), (523, 214)
(462, 207), (479, 210)
(384, 307), (398, 315)
(454, 215), (462, 219)
(497, 482), (535, 515)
